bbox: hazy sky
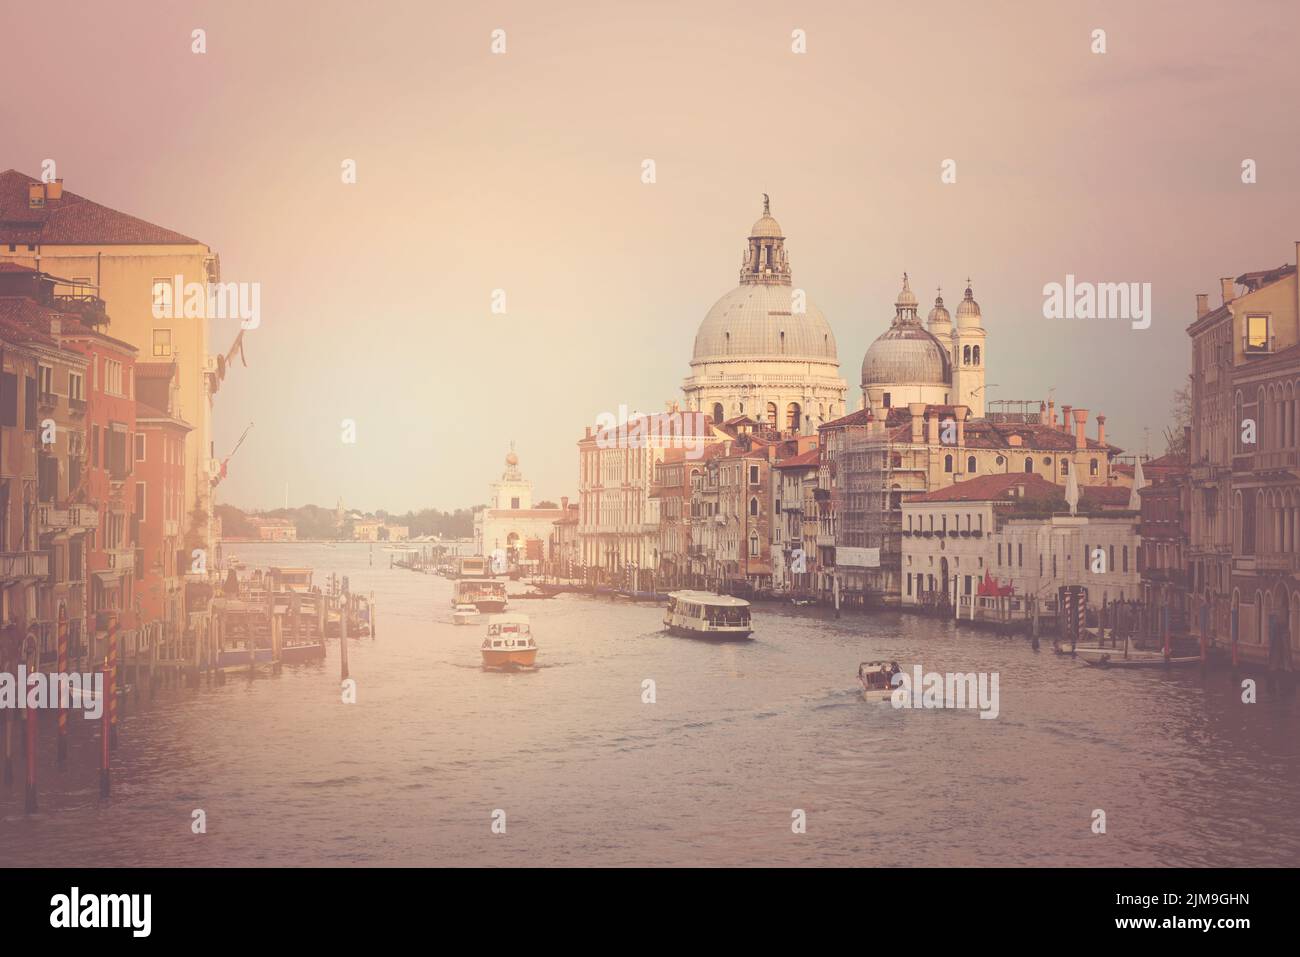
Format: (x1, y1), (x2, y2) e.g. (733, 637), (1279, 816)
(3, 0), (1297, 512)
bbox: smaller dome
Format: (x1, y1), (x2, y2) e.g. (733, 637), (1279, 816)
(927, 290), (951, 326)
(750, 213), (783, 238)
(956, 282), (981, 322)
(505, 451), (519, 467)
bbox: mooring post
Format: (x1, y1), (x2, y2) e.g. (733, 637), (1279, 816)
(23, 630), (38, 814)
(339, 591), (350, 680)
(101, 614), (118, 798)
(57, 605), (68, 766)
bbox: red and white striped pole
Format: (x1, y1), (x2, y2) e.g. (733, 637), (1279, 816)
(24, 630), (38, 814)
(108, 616), (119, 751)
(100, 614), (118, 798)
(57, 604), (68, 765)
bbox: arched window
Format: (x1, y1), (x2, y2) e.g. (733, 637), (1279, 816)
(1024, 457), (1034, 473)
(967, 455), (976, 473)
(973, 345), (981, 365)
(944, 454), (954, 473)
(963, 345), (971, 365)
(786, 402), (801, 432)
(1062, 459), (1070, 474)
(749, 497), (759, 517)
(749, 534), (760, 557)
(1089, 458), (1099, 476)
(712, 403), (724, 424)
(766, 402), (778, 425)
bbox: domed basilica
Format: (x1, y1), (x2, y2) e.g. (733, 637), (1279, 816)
(862, 273), (987, 418)
(683, 198), (848, 432)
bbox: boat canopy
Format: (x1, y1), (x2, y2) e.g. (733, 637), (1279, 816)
(666, 590), (750, 608)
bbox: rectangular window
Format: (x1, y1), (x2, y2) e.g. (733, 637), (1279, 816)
(37, 364), (53, 399)
(1245, 315), (1271, 352)
(749, 465), (759, 485)
(92, 424), (100, 468)
(69, 372), (84, 402)
(135, 433), (147, 462)
(24, 376), (37, 430)
(0, 372), (17, 427)
(136, 482), (146, 520)
(152, 329), (172, 357)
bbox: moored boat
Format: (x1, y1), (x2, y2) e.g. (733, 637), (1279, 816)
(453, 602), (478, 625)
(481, 614), (538, 669)
(662, 591), (753, 640)
(1075, 646), (1201, 667)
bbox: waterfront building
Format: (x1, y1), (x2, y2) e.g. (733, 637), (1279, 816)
(0, 313), (53, 644)
(901, 473), (1140, 618)
(0, 170), (220, 554)
(0, 265), (99, 658)
(474, 447), (566, 569)
(547, 498), (580, 579)
(649, 448), (692, 589)
(1137, 451), (1190, 639)
(134, 362), (192, 647)
(58, 316), (140, 639)
(383, 524), (409, 541)
(1187, 243), (1300, 666)
(249, 516), (297, 541)
(771, 442), (821, 595)
(576, 413), (712, 585)
(351, 519), (384, 541)
(682, 198), (848, 431)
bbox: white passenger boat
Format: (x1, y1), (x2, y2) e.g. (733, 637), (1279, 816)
(452, 578), (507, 614)
(452, 602), (478, 625)
(663, 591), (753, 640)
(482, 614), (538, 669)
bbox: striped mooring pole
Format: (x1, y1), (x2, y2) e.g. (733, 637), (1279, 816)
(100, 615), (118, 798)
(23, 630), (38, 814)
(57, 604), (68, 765)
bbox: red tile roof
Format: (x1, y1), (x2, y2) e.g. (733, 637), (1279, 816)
(911, 473), (1063, 504)
(0, 170), (203, 246)
(773, 448), (821, 469)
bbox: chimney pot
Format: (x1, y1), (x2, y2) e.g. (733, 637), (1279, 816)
(27, 183), (45, 208)
(1096, 414), (1106, 446)
(1195, 293), (1209, 319)
(1073, 409), (1088, 450)
(45, 179), (63, 201)
(1062, 405), (1073, 435)
(1220, 277), (1235, 305)
(1047, 399), (1055, 428)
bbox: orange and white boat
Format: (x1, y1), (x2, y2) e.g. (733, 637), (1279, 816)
(481, 614), (538, 669)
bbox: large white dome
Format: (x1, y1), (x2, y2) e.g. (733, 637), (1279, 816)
(692, 283), (839, 364)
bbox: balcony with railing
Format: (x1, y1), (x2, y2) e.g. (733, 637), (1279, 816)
(0, 551), (49, 581)
(38, 504), (99, 531)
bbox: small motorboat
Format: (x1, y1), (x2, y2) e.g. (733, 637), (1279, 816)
(790, 598), (816, 607)
(452, 603), (478, 625)
(858, 660), (901, 701)
(481, 614), (538, 670)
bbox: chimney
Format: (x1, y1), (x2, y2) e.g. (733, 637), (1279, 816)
(1047, 399), (1055, 428)
(1073, 409), (1088, 449)
(45, 179), (63, 201)
(1062, 405), (1073, 435)
(27, 183), (45, 208)
(908, 402), (925, 444)
(1220, 277), (1235, 305)
(1195, 293), (1209, 318)
(1096, 414), (1106, 446)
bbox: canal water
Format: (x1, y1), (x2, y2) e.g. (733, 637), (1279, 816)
(3, 542), (1298, 867)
